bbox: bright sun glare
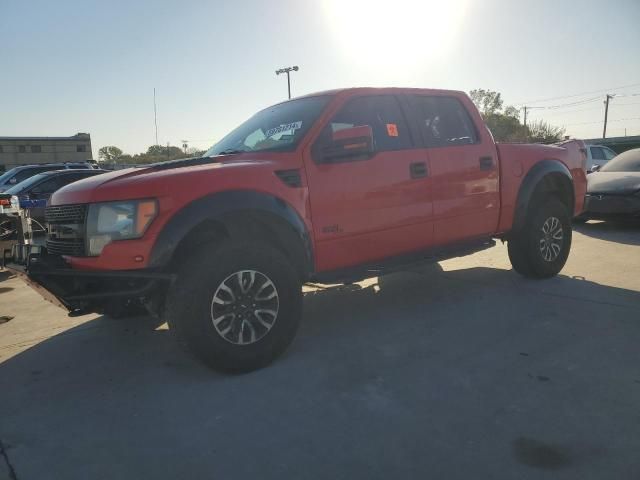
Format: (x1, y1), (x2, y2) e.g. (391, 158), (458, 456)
(323, 0), (468, 72)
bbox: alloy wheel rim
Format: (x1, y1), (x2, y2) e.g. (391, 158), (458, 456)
(539, 216), (564, 262)
(210, 270), (279, 345)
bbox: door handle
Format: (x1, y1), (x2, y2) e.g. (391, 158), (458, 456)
(410, 162), (427, 179)
(479, 156), (494, 170)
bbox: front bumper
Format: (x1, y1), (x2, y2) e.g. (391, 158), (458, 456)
(2, 244), (175, 315)
(582, 193), (640, 219)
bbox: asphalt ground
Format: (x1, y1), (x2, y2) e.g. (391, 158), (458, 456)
(0, 220), (639, 479)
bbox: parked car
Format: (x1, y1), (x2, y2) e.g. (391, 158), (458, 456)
(0, 169), (106, 238)
(585, 144), (617, 172)
(576, 148), (640, 222)
(0, 162), (96, 193)
(7, 87), (586, 373)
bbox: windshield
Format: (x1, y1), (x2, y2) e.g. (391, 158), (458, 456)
(599, 149), (640, 172)
(204, 96), (331, 157)
(0, 168), (19, 185)
(4, 172), (51, 194)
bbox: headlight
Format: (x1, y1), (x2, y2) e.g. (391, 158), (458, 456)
(86, 199), (158, 256)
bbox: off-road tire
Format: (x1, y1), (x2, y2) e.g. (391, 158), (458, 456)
(166, 241), (302, 373)
(508, 199), (572, 279)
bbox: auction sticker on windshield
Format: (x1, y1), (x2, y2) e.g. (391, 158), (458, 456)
(266, 121), (302, 138)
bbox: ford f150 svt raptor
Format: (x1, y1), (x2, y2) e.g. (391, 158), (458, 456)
(5, 88), (587, 372)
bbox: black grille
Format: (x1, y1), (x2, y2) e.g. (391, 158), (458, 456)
(45, 204), (87, 257)
(46, 239), (86, 257)
(45, 204), (87, 224)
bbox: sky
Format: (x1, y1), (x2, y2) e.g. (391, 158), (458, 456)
(1, 0), (639, 157)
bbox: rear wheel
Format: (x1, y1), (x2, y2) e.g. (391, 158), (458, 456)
(508, 199), (572, 279)
(166, 241), (302, 373)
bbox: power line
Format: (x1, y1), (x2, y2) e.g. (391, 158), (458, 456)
(513, 82), (640, 105)
(545, 96), (602, 109)
(530, 117), (640, 127)
(533, 106), (603, 117)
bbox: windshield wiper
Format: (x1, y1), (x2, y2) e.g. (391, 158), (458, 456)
(216, 149), (247, 156)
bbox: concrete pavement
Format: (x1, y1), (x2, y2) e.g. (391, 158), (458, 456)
(0, 220), (639, 479)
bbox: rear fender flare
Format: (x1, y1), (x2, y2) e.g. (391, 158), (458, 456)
(512, 159), (574, 233)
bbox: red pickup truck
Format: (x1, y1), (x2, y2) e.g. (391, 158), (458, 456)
(7, 88), (587, 372)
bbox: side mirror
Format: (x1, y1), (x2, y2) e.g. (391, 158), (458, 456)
(321, 125), (374, 163)
(589, 164), (602, 173)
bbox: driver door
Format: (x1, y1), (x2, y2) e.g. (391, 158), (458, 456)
(303, 95), (434, 272)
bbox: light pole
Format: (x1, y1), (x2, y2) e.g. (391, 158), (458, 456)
(276, 66), (299, 99)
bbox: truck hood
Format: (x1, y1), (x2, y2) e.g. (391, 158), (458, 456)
(587, 171), (640, 195)
(50, 156), (273, 205)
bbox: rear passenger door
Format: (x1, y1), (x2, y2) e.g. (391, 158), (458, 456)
(304, 95), (433, 272)
(408, 95), (500, 245)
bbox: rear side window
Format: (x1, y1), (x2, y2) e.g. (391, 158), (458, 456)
(590, 147), (605, 160)
(324, 95), (413, 152)
(411, 96), (478, 147)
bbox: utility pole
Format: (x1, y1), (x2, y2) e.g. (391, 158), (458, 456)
(523, 106), (528, 129)
(166, 142), (170, 159)
(153, 88), (159, 146)
(275, 66), (299, 99)
(603, 94), (614, 138)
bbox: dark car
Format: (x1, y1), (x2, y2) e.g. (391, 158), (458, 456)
(0, 169), (106, 237)
(577, 148), (640, 222)
(0, 162), (96, 193)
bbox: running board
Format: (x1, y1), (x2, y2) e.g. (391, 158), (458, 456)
(311, 238), (496, 285)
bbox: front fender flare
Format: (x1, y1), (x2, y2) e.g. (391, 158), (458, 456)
(148, 190), (312, 271)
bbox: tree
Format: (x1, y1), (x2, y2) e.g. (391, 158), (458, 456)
(146, 144), (181, 157)
(469, 89), (503, 116)
(98, 146), (123, 162)
(527, 120), (566, 144)
(469, 89), (564, 143)
(484, 111), (528, 142)
(187, 147), (206, 157)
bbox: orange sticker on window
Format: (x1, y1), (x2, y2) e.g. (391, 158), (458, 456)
(386, 123), (399, 137)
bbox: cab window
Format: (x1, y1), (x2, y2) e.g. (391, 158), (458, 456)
(411, 96), (478, 147)
(313, 95), (412, 162)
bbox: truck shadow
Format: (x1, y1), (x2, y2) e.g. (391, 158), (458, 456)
(0, 266), (639, 478)
(574, 219), (640, 246)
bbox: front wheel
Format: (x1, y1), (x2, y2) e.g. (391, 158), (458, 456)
(166, 241), (302, 373)
(508, 199), (572, 279)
